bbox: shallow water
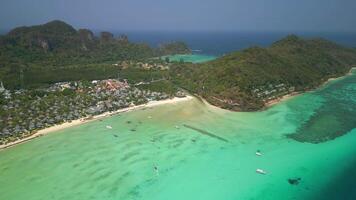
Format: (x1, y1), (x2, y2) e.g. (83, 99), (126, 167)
(0, 72), (356, 200)
(163, 54), (217, 63)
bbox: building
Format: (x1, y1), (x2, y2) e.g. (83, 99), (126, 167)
(0, 81), (4, 93)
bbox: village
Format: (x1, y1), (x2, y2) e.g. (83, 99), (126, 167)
(114, 60), (171, 70)
(251, 83), (295, 102)
(0, 79), (185, 145)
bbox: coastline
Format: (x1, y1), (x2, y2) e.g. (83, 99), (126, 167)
(1, 68), (354, 150)
(265, 67), (356, 108)
(0, 96), (193, 150)
(264, 92), (300, 108)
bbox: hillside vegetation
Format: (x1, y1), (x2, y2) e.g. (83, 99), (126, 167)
(2, 21), (355, 112)
(0, 20), (190, 89)
(171, 35), (356, 111)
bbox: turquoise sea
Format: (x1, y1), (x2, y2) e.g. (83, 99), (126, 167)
(0, 71), (355, 200)
(162, 54), (217, 63)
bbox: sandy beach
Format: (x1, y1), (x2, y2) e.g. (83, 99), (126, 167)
(2, 68), (354, 150)
(265, 76), (339, 108)
(265, 67), (356, 108)
(264, 92), (300, 107)
(0, 96), (193, 150)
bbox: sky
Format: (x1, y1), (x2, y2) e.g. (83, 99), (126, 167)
(0, 0), (356, 32)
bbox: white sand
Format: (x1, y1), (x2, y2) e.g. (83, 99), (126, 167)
(0, 96), (193, 150)
(265, 68), (356, 108)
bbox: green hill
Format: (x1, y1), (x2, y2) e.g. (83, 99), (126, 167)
(158, 41), (191, 55)
(0, 20), (190, 89)
(171, 35), (356, 111)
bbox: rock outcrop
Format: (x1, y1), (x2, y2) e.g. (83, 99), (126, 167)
(78, 29), (95, 41)
(100, 31), (114, 43)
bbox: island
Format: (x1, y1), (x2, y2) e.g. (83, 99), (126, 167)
(1, 20), (356, 146)
(171, 35), (356, 111)
(0, 20), (190, 146)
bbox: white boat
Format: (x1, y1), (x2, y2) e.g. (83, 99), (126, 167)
(154, 166), (159, 175)
(256, 169), (267, 175)
(106, 125), (113, 129)
(256, 152), (262, 156)
(175, 125), (180, 129)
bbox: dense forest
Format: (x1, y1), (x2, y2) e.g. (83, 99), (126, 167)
(170, 35), (356, 111)
(0, 20), (190, 89)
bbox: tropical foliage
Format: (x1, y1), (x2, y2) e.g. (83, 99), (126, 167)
(171, 35), (356, 111)
(0, 20), (190, 89)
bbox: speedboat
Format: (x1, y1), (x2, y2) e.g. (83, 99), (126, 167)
(256, 169), (267, 175)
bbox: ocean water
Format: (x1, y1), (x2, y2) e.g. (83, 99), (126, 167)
(162, 54), (217, 63)
(122, 31), (356, 55)
(0, 71), (355, 199)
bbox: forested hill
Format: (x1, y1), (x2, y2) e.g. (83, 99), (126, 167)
(171, 35), (356, 111)
(0, 20), (190, 65)
(0, 20), (190, 89)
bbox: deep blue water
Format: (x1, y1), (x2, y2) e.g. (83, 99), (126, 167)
(3, 28), (354, 55)
(113, 31), (356, 56)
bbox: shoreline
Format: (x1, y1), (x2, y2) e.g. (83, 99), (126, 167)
(0, 96), (193, 150)
(1, 68), (354, 150)
(264, 92), (300, 108)
(265, 67), (356, 108)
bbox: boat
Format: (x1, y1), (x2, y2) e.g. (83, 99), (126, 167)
(256, 169), (267, 175)
(154, 165), (159, 175)
(106, 125), (113, 129)
(256, 151), (262, 156)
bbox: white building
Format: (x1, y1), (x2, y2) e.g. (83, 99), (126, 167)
(0, 81), (4, 93)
